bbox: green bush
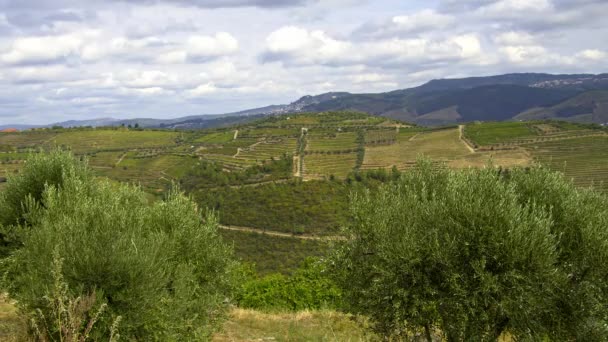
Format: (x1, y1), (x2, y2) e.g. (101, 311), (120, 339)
(2, 151), (238, 340)
(0, 150), (91, 256)
(237, 258), (341, 312)
(330, 161), (608, 341)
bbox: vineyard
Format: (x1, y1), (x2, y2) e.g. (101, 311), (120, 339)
(1, 115), (606, 195)
(523, 136), (608, 192)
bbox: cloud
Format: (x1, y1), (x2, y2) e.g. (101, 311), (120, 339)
(186, 32), (239, 60)
(262, 26), (483, 68)
(493, 31), (536, 46)
(0, 33), (84, 65)
(576, 49), (606, 61)
(476, 0), (553, 16)
(355, 10), (455, 39)
(113, 0), (313, 8)
(0, 0), (607, 124)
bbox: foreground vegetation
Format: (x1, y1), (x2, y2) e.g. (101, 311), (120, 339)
(0, 151), (238, 340)
(0, 149), (607, 340)
(331, 161), (608, 340)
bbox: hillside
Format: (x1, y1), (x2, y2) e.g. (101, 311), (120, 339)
(300, 74), (608, 125)
(5, 73), (608, 131)
(514, 90), (608, 123)
(1, 112), (607, 274)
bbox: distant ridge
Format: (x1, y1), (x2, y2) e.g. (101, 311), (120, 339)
(2, 73), (607, 130)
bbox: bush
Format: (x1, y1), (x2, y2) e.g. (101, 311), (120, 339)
(330, 161), (608, 340)
(2, 151), (238, 340)
(29, 250), (121, 342)
(237, 258), (341, 312)
(0, 150), (91, 256)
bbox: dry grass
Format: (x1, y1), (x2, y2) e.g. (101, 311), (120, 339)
(213, 308), (375, 342)
(363, 128), (531, 171)
(0, 294), (26, 342)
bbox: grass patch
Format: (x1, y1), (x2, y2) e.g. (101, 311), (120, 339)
(220, 230), (330, 275)
(48, 130), (180, 153)
(464, 122), (536, 146)
(213, 308), (375, 342)
(524, 136), (608, 192)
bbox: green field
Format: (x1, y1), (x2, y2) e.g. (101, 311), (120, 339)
(307, 132), (358, 152)
(304, 153), (358, 178)
(524, 136), (608, 192)
(48, 130), (181, 152)
(464, 121), (599, 147)
(464, 122), (537, 146)
(195, 130), (236, 143)
(220, 230), (330, 275)
(362, 127), (539, 172)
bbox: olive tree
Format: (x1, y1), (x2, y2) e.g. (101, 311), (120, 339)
(330, 161), (608, 341)
(2, 151), (238, 340)
(0, 150), (91, 256)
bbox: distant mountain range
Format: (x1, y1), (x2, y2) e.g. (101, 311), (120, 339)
(2, 72), (607, 130)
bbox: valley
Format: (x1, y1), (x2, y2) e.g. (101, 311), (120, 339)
(1, 112), (607, 275)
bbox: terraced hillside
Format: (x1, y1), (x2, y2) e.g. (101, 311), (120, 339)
(523, 136), (608, 192)
(464, 121), (608, 192)
(2, 112), (607, 274)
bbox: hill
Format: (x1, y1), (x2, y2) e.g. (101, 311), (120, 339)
(514, 90), (608, 123)
(1, 111), (607, 274)
(300, 74), (608, 125)
(4, 73), (608, 130)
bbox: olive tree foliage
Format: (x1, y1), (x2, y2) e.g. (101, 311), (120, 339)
(0, 150), (91, 255)
(329, 161), (608, 341)
(1, 151), (238, 340)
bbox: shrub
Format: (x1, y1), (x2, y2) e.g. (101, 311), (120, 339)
(237, 258), (341, 312)
(29, 250), (121, 342)
(0, 150), (91, 253)
(2, 151), (238, 340)
(330, 161), (608, 341)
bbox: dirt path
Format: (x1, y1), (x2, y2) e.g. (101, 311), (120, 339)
(408, 133), (421, 141)
(297, 128), (308, 177)
(233, 129), (239, 140)
(219, 225), (344, 241)
(205, 178), (291, 190)
(293, 155), (301, 177)
(233, 140), (264, 158)
(115, 152), (127, 166)
(459, 125), (476, 153)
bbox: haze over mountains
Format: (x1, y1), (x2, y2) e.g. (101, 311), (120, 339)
(3, 73), (607, 130)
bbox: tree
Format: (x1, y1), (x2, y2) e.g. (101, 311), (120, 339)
(2, 151), (239, 340)
(0, 150), (91, 256)
(329, 161), (608, 341)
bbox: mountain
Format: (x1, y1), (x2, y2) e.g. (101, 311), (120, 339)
(297, 73), (608, 125)
(3, 73), (608, 130)
(514, 90), (608, 123)
(0, 124), (40, 131)
(51, 118), (121, 128)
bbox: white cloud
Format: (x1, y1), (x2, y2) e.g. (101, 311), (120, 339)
(499, 45), (547, 63)
(391, 10), (454, 32)
(186, 32), (239, 59)
(494, 31), (536, 46)
(264, 26), (483, 67)
(0, 34), (83, 65)
(5, 65), (76, 84)
(576, 49), (606, 61)
(188, 82), (218, 97)
(119, 70), (180, 88)
(157, 50), (188, 64)
(477, 0), (553, 16)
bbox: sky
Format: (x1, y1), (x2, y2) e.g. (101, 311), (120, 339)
(0, 0), (606, 125)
